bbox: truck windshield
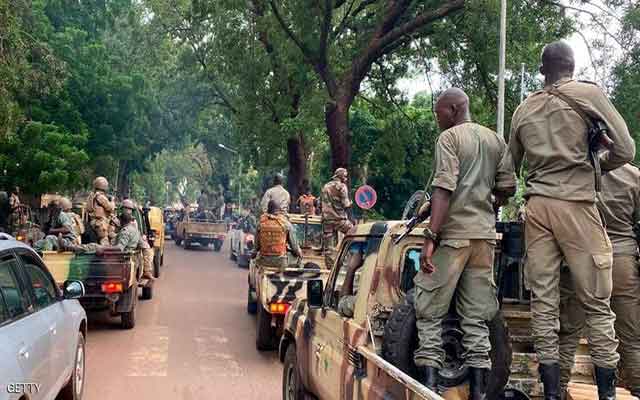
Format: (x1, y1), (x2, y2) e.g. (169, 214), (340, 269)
(291, 222), (322, 249)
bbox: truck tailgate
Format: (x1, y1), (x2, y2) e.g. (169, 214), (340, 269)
(357, 346), (444, 400)
(43, 250), (134, 291)
(186, 222), (226, 234)
(262, 268), (330, 304)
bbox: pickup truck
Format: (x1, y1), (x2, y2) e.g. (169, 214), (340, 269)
(145, 206), (165, 277)
(174, 211), (226, 251)
(41, 205), (153, 329)
(248, 213), (328, 351)
(229, 216), (256, 268)
(279, 220), (631, 400)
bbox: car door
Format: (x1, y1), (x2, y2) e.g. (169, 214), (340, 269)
(308, 239), (368, 399)
(0, 251), (49, 400)
(16, 249), (71, 396)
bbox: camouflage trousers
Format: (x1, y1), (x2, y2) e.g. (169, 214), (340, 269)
(559, 255), (640, 393)
(413, 239), (498, 369)
(142, 247), (154, 275)
(525, 196), (619, 369)
(34, 235), (75, 252)
(322, 219), (353, 268)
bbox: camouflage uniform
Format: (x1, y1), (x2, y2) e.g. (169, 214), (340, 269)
(35, 212), (79, 251)
(260, 185), (290, 214)
(114, 222), (141, 252)
(414, 122), (516, 370)
(8, 192), (20, 231)
(255, 213), (300, 269)
(122, 201), (153, 277)
(509, 78), (635, 370)
(559, 164), (640, 394)
(321, 178), (353, 268)
(86, 190), (116, 245)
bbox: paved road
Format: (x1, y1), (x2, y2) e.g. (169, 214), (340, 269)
(83, 242), (281, 400)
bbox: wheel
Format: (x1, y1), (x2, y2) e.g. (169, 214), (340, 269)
(120, 289), (137, 329)
(282, 343), (305, 400)
(58, 332), (86, 400)
(141, 285), (153, 300)
(230, 241), (237, 261)
(153, 249), (161, 278)
(247, 287), (257, 315)
(256, 304), (275, 351)
(213, 239), (222, 252)
(381, 302), (512, 396)
(175, 237), (182, 246)
(160, 253), (164, 266)
(183, 239), (190, 250)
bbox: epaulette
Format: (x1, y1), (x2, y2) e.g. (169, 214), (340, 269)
(578, 80), (599, 87)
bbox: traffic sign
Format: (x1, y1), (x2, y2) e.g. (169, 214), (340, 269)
(355, 185), (377, 210)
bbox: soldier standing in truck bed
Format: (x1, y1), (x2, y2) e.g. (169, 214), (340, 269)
(86, 177), (116, 245)
(261, 173), (290, 214)
(413, 88), (516, 399)
(558, 163), (640, 398)
(508, 40), (635, 400)
(321, 168), (353, 268)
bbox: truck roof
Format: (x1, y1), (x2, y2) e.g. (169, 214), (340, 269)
(351, 220), (427, 238)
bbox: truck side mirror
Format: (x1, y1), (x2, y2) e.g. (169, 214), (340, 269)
(307, 280), (324, 308)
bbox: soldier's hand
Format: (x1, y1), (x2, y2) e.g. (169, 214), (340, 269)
(420, 238), (436, 274)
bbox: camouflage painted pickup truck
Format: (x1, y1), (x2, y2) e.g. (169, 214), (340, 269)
(248, 213), (329, 351)
(174, 211), (226, 251)
(279, 220), (632, 400)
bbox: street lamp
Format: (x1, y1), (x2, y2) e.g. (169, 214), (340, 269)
(218, 143), (242, 210)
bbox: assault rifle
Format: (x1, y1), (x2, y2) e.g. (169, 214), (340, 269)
(394, 197), (431, 245)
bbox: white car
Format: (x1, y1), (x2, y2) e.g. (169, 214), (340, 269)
(229, 218), (256, 268)
(0, 234), (87, 400)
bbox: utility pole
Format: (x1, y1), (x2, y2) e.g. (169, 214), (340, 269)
(520, 63), (526, 103)
(497, 0), (507, 137)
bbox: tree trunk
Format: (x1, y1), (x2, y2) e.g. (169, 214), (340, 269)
(325, 98), (352, 175)
(287, 134), (307, 211)
(117, 160), (131, 199)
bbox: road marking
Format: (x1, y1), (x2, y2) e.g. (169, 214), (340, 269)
(126, 325), (170, 377)
(194, 327), (242, 377)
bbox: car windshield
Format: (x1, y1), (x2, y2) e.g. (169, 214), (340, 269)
(291, 222), (322, 249)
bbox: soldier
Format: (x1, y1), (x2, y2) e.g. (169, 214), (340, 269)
(321, 168), (353, 268)
(558, 163), (640, 397)
(508, 41), (635, 400)
(253, 200), (300, 269)
(413, 88), (516, 399)
(197, 190), (209, 209)
(34, 197), (79, 251)
(121, 199), (155, 281)
(297, 184), (317, 215)
(86, 177), (116, 245)
(65, 198), (84, 245)
(260, 173), (290, 214)
(337, 248), (365, 318)
(8, 186), (21, 230)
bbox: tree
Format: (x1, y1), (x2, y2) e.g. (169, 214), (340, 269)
(267, 0), (464, 173)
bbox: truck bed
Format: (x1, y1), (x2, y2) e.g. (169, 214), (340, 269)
(185, 221), (226, 234)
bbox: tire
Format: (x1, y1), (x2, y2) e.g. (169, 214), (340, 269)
(160, 253), (164, 266)
(58, 332), (86, 400)
(247, 287), (257, 315)
(230, 241), (237, 261)
(175, 237), (182, 246)
(153, 249), (161, 278)
(183, 239), (190, 250)
(282, 343), (305, 400)
(120, 289), (137, 329)
(382, 303), (512, 397)
(256, 304), (275, 351)
(213, 239), (222, 252)
(141, 285), (153, 300)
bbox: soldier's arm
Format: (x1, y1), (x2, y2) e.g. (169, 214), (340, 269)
(494, 139), (518, 202)
(96, 194), (116, 213)
(583, 86), (635, 171)
(507, 108), (525, 177)
(429, 131), (458, 234)
(286, 224), (301, 257)
(340, 184), (352, 208)
(260, 191), (269, 213)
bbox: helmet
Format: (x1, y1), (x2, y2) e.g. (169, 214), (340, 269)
(93, 177), (109, 191)
(333, 168), (348, 179)
(122, 199), (136, 210)
(59, 197), (72, 211)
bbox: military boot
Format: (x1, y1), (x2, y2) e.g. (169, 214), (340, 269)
(594, 367), (617, 400)
(420, 366), (439, 391)
(469, 367), (489, 400)
(539, 363), (561, 400)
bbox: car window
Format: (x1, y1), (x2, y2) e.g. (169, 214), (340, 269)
(0, 254), (31, 320)
(18, 253), (58, 310)
(328, 240), (368, 309)
(400, 248), (421, 293)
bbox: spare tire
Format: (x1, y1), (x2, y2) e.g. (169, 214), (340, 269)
(382, 303), (512, 399)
